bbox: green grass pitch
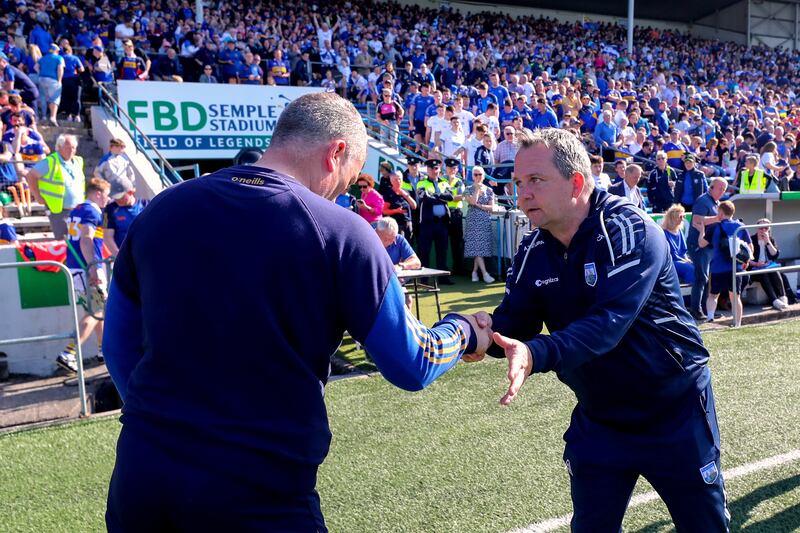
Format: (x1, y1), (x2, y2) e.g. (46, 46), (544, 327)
(1, 278), (798, 532)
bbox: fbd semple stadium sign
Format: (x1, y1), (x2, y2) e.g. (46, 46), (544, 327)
(117, 81), (322, 159)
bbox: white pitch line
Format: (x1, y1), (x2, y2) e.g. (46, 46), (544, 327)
(507, 448), (800, 533)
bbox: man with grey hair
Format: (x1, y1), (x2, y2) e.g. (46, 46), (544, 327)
(463, 128), (729, 532)
(608, 162), (645, 210)
(27, 133), (86, 239)
(102, 92), (491, 532)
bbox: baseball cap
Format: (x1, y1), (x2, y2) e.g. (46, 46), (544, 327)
(683, 153), (697, 162)
(48, 44), (60, 53)
(110, 177), (134, 199)
(92, 45), (103, 52)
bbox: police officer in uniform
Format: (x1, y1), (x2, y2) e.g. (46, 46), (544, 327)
(444, 157), (466, 276)
(402, 155), (425, 245)
(464, 129), (729, 532)
(416, 159), (454, 284)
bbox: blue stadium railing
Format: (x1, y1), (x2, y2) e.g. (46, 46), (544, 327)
(96, 83), (192, 188)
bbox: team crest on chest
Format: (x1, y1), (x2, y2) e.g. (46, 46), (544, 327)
(584, 262), (597, 287)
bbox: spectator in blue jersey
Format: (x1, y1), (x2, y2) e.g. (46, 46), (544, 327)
(699, 200), (752, 327)
(687, 177), (727, 321)
(3, 112), (49, 171)
(531, 98), (558, 129)
(55, 177), (111, 373)
(37, 44), (64, 126)
(463, 128), (729, 532)
(267, 49), (291, 86)
(60, 44), (85, 123)
(408, 82), (434, 143)
(473, 82), (497, 115)
(103, 177), (147, 256)
(238, 52), (262, 85)
(661, 204), (694, 284)
(674, 153), (708, 212)
(117, 40), (147, 81)
(103, 93), (491, 532)
(488, 72), (510, 105)
(593, 110), (619, 155)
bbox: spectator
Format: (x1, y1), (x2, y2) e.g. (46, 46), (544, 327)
(736, 154), (768, 194)
(376, 88), (403, 149)
(661, 204), (694, 284)
(117, 40), (148, 81)
(647, 150), (677, 213)
(589, 154), (611, 191)
(86, 45), (114, 85)
(608, 163), (645, 210)
(27, 134), (86, 240)
(37, 44), (64, 125)
(474, 133), (495, 179)
(674, 153), (708, 212)
(198, 64), (218, 83)
(217, 39), (243, 84)
(381, 170), (416, 240)
(355, 173), (384, 225)
(494, 127), (519, 166)
(439, 115), (466, 159)
(687, 177), (727, 321)
(594, 110), (619, 157)
(104, 177), (148, 256)
(267, 49), (290, 86)
(463, 165), (495, 283)
(60, 44), (84, 123)
(94, 138), (134, 187)
(748, 219), (789, 310)
(55, 177), (111, 373)
(699, 200), (752, 327)
(376, 216), (420, 271)
(759, 142), (786, 192)
(3, 112), (49, 172)
(154, 48), (183, 82)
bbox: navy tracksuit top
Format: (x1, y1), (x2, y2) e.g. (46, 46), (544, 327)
(488, 189), (711, 429)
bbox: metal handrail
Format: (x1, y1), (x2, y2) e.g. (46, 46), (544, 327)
(731, 219), (800, 327)
(172, 163), (201, 179)
(0, 260), (88, 416)
(96, 83), (184, 188)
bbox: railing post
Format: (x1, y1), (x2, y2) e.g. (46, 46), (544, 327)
(0, 261), (89, 416)
(731, 239), (738, 327)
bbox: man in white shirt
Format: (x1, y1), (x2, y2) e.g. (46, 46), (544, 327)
(439, 116), (466, 158)
(475, 103), (501, 140)
(452, 96), (475, 135)
(457, 123), (488, 167)
(426, 104), (449, 147)
(609, 163), (645, 210)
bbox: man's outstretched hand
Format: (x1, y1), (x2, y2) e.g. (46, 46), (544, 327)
(493, 332), (533, 405)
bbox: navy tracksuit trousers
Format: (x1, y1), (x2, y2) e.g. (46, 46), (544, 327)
(563, 382), (729, 532)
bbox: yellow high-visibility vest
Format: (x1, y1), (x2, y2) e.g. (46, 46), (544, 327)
(37, 153), (85, 214)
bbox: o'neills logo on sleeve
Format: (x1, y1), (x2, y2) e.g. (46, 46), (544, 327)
(231, 175), (265, 186)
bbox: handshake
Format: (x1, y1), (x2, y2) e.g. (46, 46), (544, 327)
(460, 311), (534, 406)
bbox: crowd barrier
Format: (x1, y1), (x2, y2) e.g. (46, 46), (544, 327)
(731, 219), (800, 327)
(0, 260), (88, 416)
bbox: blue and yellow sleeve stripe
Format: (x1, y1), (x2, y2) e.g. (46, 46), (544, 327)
(363, 276), (474, 391)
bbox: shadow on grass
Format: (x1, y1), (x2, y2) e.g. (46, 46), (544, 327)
(730, 473), (800, 531)
(630, 473), (800, 533)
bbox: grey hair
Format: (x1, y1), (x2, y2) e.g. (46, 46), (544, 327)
(375, 216), (399, 236)
(625, 163), (642, 177)
(55, 134), (79, 150)
(516, 128), (594, 193)
(269, 92), (367, 165)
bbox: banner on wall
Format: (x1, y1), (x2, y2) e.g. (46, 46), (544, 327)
(117, 81), (323, 159)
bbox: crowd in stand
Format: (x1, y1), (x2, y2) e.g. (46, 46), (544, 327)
(2, 0), (800, 335)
